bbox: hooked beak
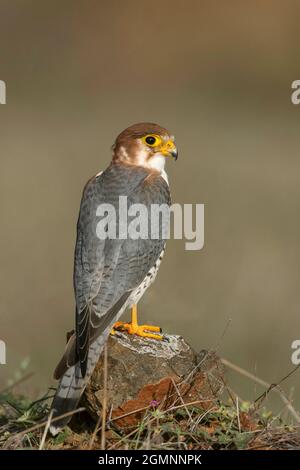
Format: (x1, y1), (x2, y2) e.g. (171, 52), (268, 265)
(160, 140), (178, 161)
(170, 148), (178, 161)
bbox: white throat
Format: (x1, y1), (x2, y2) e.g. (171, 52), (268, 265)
(145, 153), (169, 184)
(147, 154), (166, 172)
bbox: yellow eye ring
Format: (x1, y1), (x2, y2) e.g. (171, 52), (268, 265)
(143, 134), (162, 147)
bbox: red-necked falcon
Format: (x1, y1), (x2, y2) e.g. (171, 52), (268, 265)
(50, 123), (177, 434)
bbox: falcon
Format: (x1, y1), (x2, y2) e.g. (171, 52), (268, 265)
(50, 122), (178, 434)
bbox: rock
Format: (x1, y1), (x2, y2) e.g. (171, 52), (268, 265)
(81, 332), (224, 429)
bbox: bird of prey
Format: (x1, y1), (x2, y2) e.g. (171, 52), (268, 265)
(50, 122), (178, 434)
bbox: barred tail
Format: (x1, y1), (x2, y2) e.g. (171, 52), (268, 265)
(50, 293), (132, 435)
(49, 332), (109, 435)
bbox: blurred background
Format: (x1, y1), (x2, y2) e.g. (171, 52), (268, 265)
(1, 0), (300, 413)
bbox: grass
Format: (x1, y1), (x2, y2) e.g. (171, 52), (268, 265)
(1, 357), (300, 450)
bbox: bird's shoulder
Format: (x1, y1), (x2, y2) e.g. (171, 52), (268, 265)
(82, 163), (170, 205)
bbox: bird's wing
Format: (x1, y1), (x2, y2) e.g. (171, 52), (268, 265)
(74, 164), (170, 377)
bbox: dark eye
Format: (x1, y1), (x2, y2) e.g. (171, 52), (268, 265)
(145, 135), (157, 146)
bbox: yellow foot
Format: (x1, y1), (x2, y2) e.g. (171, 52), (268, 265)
(112, 321), (163, 340)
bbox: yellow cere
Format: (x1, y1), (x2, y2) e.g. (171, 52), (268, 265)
(160, 139), (176, 156)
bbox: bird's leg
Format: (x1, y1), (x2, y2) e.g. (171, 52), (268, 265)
(112, 304), (163, 340)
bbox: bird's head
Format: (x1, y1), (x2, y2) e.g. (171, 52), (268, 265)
(112, 122), (178, 172)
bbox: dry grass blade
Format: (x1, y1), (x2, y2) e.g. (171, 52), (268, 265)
(39, 409), (53, 450)
(88, 345), (109, 450)
(170, 377), (193, 423)
(89, 414), (101, 450)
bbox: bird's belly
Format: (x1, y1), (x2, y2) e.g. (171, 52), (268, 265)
(128, 248), (165, 307)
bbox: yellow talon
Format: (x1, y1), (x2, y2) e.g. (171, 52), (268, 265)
(111, 304), (163, 340)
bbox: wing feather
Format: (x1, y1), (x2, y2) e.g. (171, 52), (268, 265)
(74, 165), (170, 377)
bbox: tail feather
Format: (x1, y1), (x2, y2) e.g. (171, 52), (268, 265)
(50, 297), (132, 435)
(50, 330), (109, 435)
(53, 333), (77, 380)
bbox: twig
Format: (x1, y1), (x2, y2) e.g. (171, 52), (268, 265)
(39, 409), (53, 450)
(89, 345), (109, 450)
(254, 364), (300, 406)
(101, 343), (108, 450)
(236, 397), (241, 433)
(221, 358), (300, 423)
(214, 318), (232, 353)
(183, 318), (232, 385)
